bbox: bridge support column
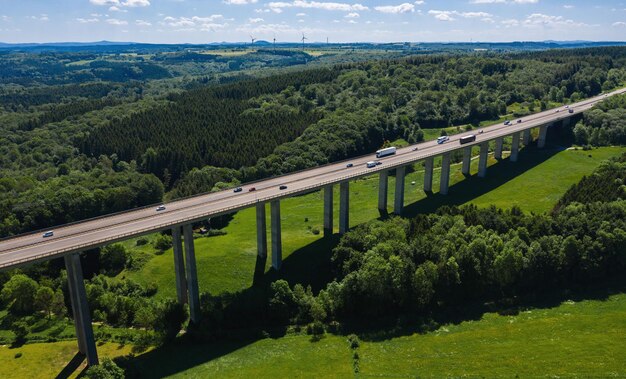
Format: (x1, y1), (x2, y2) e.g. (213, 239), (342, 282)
(256, 203), (267, 257)
(65, 253), (98, 367)
(183, 224), (201, 324)
(424, 157), (434, 193)
(478, 142), (489, 178)
(538, 124), (549, 148)
(394, 166), (406, 215)
(462, 147), (471, 176)
(323, 185), (333, 237)
(378, 171), (388, 214)
(270, 200), (282, 270)
(172, 227), (188, 305)
(339, 181), (349, 235)
(523, 129), (532, 145)
(510, 132), (520, 162)
(440, 153), (451, 195)
(494, 137), (503, 160)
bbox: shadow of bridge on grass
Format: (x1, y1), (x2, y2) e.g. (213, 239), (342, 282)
(111, 143), (580, 377)
(403, 145), (562, 218)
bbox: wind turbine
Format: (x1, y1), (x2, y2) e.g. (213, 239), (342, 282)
(250, 35), (256, 46)
(301, 32), (307, 50)
(273, 34), (277, 52)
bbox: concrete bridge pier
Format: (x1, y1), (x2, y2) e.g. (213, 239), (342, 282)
(440, 153), (451, 195)
(478, 142), (489, 178)
(394, 166), (406, 215)
(462, 146), (471, 176)
(339, 181), (349, 235)
(510, 131), (521, 162)
(65, 253), (98, 366)
(424, 157), (434, 192)
(523, 129), (532, 145)
(538, 124), (549, 148)
(256, 203), (267, 257)
(270, 200), (282, 270)
(172, 226), (188, 305)
(323, 185), (333, 237)
(378, 171), (388, 214)
(494, 137), (504, 160)
(183, 224), (201, 324)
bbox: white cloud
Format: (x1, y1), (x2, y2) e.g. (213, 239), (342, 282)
(612, 21), (626, 27)
(135, 19), (151, 26)
(267, 1), (369, 12)
(106, 18), (128, 25)
(29, 14), (49, 21)
(563, 5), (574, 9)
(91, 0), (150, 9)
(345, 12), (359, 18)
(122, 0), (150, 7)
(296, 12), (307, 16)
(428, 10), (492, 21)
(90, 0), (119, 5)
(414, 1), (425, 4)
(223, 0), (258, 4)
(524, 13), (585, 27)
(375, 3), (415, 14)
(109, 6), (127, 12)
(77, 17), (100, 23)
(429, 10), (454, 21)
(1, 15), (11, 21)
(161, 15), (226, 30)
(249, 17), (264, 23)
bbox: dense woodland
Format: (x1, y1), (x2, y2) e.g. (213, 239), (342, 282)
(2, 46), (626, 236)
(1, 45), (626, 374)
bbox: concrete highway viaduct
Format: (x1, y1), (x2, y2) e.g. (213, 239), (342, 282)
(1, 88), (624, 366)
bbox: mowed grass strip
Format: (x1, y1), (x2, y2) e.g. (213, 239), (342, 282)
(124, 146), (625, 298)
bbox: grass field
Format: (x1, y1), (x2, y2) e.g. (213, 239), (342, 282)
(0, 341), (133, 379)
(124, 145), (625, 298)
(117, 292), (626, 378)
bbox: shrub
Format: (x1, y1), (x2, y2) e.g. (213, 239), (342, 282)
(153, 234), (172, 251)
(84, 358), (125, 379)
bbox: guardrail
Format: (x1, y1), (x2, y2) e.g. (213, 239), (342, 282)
(2, 88), (624, 269)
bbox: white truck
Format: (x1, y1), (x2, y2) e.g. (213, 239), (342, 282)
(376, 147), (397, 158)
(366, 161), (377, 168)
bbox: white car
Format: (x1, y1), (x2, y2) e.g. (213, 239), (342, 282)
(437, 136), (450, 144)
(156, 205), (166, 211)
(43, 231), (54, 238)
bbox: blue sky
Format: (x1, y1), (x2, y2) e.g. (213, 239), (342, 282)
(1, 0), (626, 43)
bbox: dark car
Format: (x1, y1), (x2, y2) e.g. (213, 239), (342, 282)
(346, 163), (353, 168)
(233, 187), (243, 193)
(249, 187), (256, 192)
(376, 161), (382, 166)
(279, 185), (288, 190)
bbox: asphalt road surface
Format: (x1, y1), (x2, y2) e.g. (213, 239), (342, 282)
(1, 88), (625, 269)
